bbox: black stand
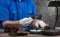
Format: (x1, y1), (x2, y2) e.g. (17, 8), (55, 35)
(41, 1), (60, 36)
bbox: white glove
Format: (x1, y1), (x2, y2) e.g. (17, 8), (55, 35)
(23, 19), (33, 25)
(35, 20), (46, 28)
(20, 17), (33, 25)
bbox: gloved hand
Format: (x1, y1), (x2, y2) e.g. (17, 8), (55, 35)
(20, 17), (33, 25)
(35, 20), (46, 28)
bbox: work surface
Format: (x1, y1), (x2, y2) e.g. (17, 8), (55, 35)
(0, 30), (60, 37)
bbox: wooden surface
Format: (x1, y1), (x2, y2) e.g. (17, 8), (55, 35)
(0, 30), (60, 37)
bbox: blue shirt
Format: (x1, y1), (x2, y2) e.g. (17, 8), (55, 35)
(0, 0), (38, 29)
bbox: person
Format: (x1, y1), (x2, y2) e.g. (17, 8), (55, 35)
(33, 14), (46, 28)
(0, 0), (38, 29)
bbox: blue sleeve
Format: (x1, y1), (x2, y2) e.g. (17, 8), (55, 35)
(32, 0), (38, 15)
(0, 0), (10, 21)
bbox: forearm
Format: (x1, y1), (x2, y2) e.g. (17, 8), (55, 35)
(3, 17), (33, 26)
(3, 20), (20, 26)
